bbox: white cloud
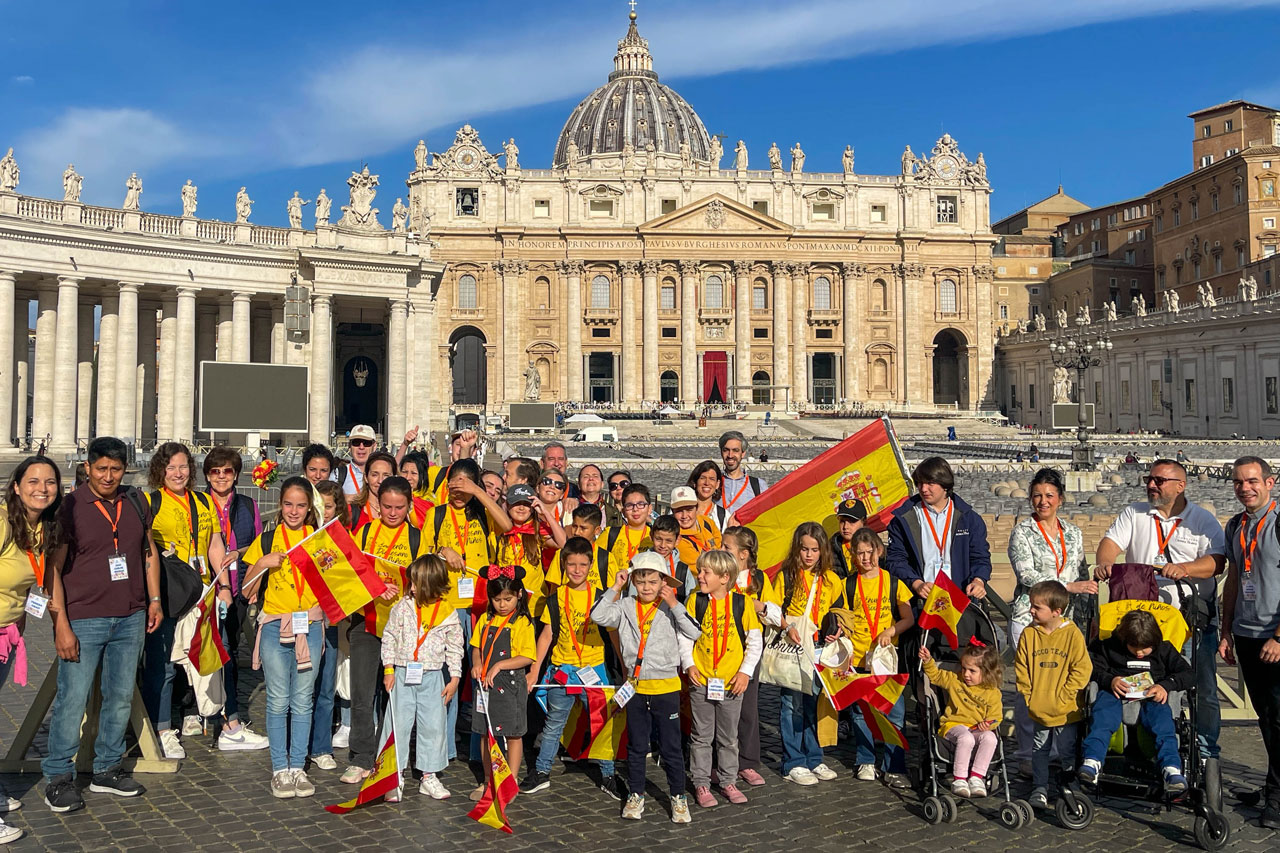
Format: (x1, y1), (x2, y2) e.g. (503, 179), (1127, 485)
(11, 75), (33, 84)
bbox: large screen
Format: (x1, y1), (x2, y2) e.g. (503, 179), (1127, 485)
(508, 402), (557, 431)
(198, 362), (309, 433)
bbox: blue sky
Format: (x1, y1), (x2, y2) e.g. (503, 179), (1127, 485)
(3, 0), (1280, 228)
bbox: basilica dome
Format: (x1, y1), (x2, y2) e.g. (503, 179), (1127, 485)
(552, 12), (713, 168)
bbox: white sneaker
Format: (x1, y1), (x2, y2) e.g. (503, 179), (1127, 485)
(952, 777), (971, 798)
(159, 730), (185, 760)
(785, 767), (819, 786)
(271, 770), (295, 799)
(292, 769), (315, 798)
(311, 753), (338, 771)
(217, 725), (269, 752)
(1, 798), (20, 812)
(811, 763), (838, 782)
(331, 725), (351, 749)
(181, 715), (203, 737)
(0, 820), (24, 844)
(855, 764), (876, 781)
(419, 774), (451, 800)
(968, 777), (988, 798)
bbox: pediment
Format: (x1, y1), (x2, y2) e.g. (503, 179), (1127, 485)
(639, 193), (792, 234)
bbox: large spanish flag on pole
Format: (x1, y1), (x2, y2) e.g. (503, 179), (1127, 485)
(287, 518), (387, 623)
(734, 416), (912, 577)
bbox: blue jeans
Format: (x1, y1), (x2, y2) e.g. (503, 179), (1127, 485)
(445, 607), (475, 762)
(140, 615), (177, 731)
(1083, 691), (1181, 771)
(1032, 723), (1078, 792)
(534, 663), (616, 777)
(852, 692), (907, 773)
(779, 688), (823, 773)
(1185, 624), (1221, 759)
(259, 620), (322, 772)
(310, 623), (339, 756)
(42, 611), (146, 780)
(389, 667), (449, 775)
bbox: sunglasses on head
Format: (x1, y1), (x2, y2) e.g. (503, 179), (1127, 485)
(609, 480), (630, 490)
(350, 439), (374, 448)
(540, 477), (567, 490)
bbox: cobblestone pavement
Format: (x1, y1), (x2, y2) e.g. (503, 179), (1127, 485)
(1, 625), (1276, 852)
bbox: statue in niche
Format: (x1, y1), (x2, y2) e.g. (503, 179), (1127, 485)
(733, 139), (747, 170)
(123, 172), (143, 210)
(62, 164), (82, 202)
(181, 180), (198, 217)
(392, 198), (408, 232)
(524, 359), (541, 401)
(767, 142), (782, 171)
(790, 143), (805, 173)
(842, 145), (854, 175)
(414, 139), (428, 171)
(235, 186), (253, 223)
(315, 188), (331, 226)
(0, 148), (18, 191)
(286, 191), (310, 229)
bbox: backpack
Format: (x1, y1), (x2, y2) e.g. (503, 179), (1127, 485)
(432, 465), (451, 496)
(546, 586), (606, 649)
(147, 489), (209, 619)
(431, 505), (494, 564)
(842, 571), (900, 625)
(693, 591), (747, 647)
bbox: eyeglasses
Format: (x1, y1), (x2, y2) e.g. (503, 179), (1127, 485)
(207, 467), (235, 477)
(1143, 475), (1185, 487)
(540, 477), (567, 490)
(609, 480), (631, 491)
(350, 439), (374, 448)
(623, 501), (650, 511)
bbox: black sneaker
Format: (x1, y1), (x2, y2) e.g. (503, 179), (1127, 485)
(88, 766), (145, 798)
(519, 771), (551, 794)
(44, 775), (84, 813)
(1261, 804), (1280, 831)
(599, 774), (624, 801)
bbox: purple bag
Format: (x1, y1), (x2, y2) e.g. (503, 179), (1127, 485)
(1108, 562), (1159, 602)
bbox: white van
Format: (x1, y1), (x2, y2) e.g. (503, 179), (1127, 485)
(571, 426), (618, 442)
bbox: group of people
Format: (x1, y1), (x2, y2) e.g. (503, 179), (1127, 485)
(0, 424), (1277, 844)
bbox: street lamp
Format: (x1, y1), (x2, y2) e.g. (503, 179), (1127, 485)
(1049, 330), (1113, 471)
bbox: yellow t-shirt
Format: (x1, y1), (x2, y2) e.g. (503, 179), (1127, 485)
(685, 591), (762, 681)
(676, 517), (722, 568)
(357, 520), (421, 636)
(426, 464), (452, 505)
(242, 525), (318, 616)
(422, 506), (496, 610)
(597, 525), (651, 589)
(151, 489), (218, 578)
(471, 612), (538, 660)
(549, 585), (607, 668)
(843, 569), (911, 664)
(0, 514), (34, 626)
(773, 568), (845, 626)
(495, 533), (547, 621)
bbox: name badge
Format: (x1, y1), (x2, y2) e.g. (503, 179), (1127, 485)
(474, 690), (487, 715)
(1152, 554), (1168, 568)
(576, 665), (601, 687)
(191, 555), (208, 578)
(613, 681), (636, 708)
(25, 589), (49, 619)
(292, 611), (310, 634)
(109, 555), (129, 582)
(707, 677), (726, 701)
(457, 577), (475, 600)
(1242, 576), (1258, 602)
(405, 662), (424, 685)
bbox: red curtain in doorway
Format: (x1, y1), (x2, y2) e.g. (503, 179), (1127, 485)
(703, 352), (728, 403)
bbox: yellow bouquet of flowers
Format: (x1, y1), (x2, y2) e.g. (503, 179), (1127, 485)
(250, 459), (279, 489)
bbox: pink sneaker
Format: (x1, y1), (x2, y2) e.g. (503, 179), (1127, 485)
(738, 768), (766, 787)
(721, 783), (748, 804)
(694, 786), (717, 808)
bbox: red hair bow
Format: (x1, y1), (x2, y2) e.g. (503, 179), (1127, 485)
(491, 564), (517, 580)
(968, 636), (986, 648)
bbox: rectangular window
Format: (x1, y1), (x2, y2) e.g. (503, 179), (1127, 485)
(660, 199), (677, 214)
(1266, 218), (1277, 229)
(812, 202), (835, 221)
(1125, 250), (1136, 265)
(1108, 213), (1117, 226)
(532, 199), (550, 218)
(998, 303), (1008, 319)
(1173, 209), (1181, 226)
(1194, 261), (1202, 279)
(1225, 119), (1234, 131)
(1159, 270), (1166, 287)
(1215, 255), (1223, 274)
(753, 327), (768, 339)
(1271, 377), (1280, 415)
(870, 204), (886, 223)
(1092, 218), (1100, 230)
(1184, 379), (1196, 414)
(1191, 200), (1199, 220)
(1091, 240), (1100, 253)
(816, 328), (833, 339)
(1109, 277), (1118, 288)
(661, 326), (677, 338)
(1265, 245), (1278, 258)
(1226, 148), (1240, 157)
(936, 196), (957, 224)
(589, 200), (614, 218)
(1234, 185), (1243, 204)
(1202, 125), (1211, 137)
(1155, 214), (1163, 233)
(1238, 248), (1247, 267)
(1211, 193), (1219, 212)
(660, 285), (676, 310)
(456, 187), (479, 216)
(1151, 380), (1162, 412)
(752, 285), (767, 310)
(591, 328), (611, 338)
(1028, 384), (1035, 408)
(1199, 155), (1213, 168)
(752, 200), (769, 215)
(1223, 377), (1235, 413)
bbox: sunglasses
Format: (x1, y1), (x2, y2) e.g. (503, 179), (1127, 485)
(609, 480), (631, 490)
(207, 467), (236, 477)
(350, 439), (374, 448)
(1143, 475), (1184, 487)
(540, 477), (567, 490)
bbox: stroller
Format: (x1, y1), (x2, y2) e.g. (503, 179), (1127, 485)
(913, 591), (1034, 829)
(1072, 573), (1230, 851)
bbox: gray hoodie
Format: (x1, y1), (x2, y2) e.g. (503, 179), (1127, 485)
(591, 589), (702, 684)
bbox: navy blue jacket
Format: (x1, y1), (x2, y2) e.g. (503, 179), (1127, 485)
(885, 493), (991, 593)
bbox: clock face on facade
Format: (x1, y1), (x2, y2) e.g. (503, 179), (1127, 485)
(456, 146), (480, 170)
(936, 155), (959, 180)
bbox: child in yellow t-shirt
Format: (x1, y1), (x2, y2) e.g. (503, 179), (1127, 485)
(919, 642), (1004, 799)
(680, 549), (761, 808)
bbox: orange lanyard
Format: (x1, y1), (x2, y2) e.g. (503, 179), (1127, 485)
(278, 525), (312, 608)
(553, 503), (563, 524)
(709, 596), (732, 674)
(162, 488), (196, 551)
(1240, 501), (1276, 575)
(721, 477), (750, 510)
(93, 498), (124, 554)
(448, 508), (470, 557)
(923, 499), (953, 557)
(624, 525), (647, 561)
(210, 493), (231, 543)
(502, 533), (526, 567)
(632, 599), (661, 679)
(1153, 516), (1183, 559)
(480, 612), (515, 676)
(856, 571), (884, 636)
(1035, 518), (1068, 576)
(414, 600), (444, 661)
(369, 521), (406, 564)
(26, 549), (45, 588)
(348, 464), (360, 489)
(562, 587), (590, 665)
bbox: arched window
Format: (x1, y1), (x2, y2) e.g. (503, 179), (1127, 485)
(872, 278), (887, 313)
(872, 358), (889, 390)
(660, 278), (677, 310)
(752, 279), (768, 310)
(660, 370), (679, 403)
(533, 276), (551, 311)
(813, 276), (832, 310)
(752, 370), (771, 405)
(457, 274), (477, 309)
(591, 275), (611, 309)
(705, 274), (724, 309)
(939, 278), (957, 314)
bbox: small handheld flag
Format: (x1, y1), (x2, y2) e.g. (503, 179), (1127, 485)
(186, 585), (230, 676)
(859, 700), (908, 751)
(468, 731), (519, 833)
(286, 518), (387, 623)
(325, 729), (399, 813)
(916, 571), (971, 650)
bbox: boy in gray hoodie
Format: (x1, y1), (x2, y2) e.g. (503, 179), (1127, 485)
(592, 551), (702, 824)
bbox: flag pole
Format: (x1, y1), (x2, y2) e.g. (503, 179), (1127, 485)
(239, 516), (341, 595)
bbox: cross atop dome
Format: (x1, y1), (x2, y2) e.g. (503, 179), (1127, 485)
(613, 1), (653, 78)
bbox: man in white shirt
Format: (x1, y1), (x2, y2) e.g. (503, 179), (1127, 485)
(337, 424), (377, 498)
(1096, 458), (1226, 759)
(718, 431), (766, 517)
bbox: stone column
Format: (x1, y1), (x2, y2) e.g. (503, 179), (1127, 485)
(174, 287), (197, 442)
(387, 298), (409, 442)
(771, 262), (791, 408)
(232, 291), (252, 362)
(31, 283), (58, 447)
(216, 297), (233, 361)
(561, 260), (584, 402)
(619, 260), (640, 405)
(76, 302), (94, 442)
(51, 275), (81, 450)
(679, 260), (699, 405)
(641, 259), (660, 402)
(0, 271), (14, 445)
(139, 304), (158, 443)
(251, 308), (271, 363)
(96, 294), (118, 437)
(309, 293), (332, 443)
(733, 260), (751, 403)
(270, 302), (286, 364)
(158, 299), (179, 442)
(495, 259), (527, 406)
(114, 283), (139, 443)
(195, 304), (217, 432)
(790, 263), (809, 407)
(900, 263), (924, 405)
(14, 301), (29, 446)
(841, 262), (862, 401)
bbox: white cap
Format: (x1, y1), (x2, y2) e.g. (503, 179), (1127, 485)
(630, 551), (677, 585)
(669, 486), (698, 509)
(349, 424), (376, 442)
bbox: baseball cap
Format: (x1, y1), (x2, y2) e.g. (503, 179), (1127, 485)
(506, 483), (535, 505)
(630, 551), (678, 585)
(349, 425), (376, 443)
(835, 498), (868, 522)
(669, 486), (698, 510)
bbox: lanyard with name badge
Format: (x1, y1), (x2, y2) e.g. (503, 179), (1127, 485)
(706, 596), (732, 701)
(1152, 516), (1182, 567)
(407, 600), (444, 684)
(279, 525), (312, 633)
(448, 509), (477, 600)
(857, 571), (885, 641)
(24, 548), (49, 618)
(476, 612), (515, 713)
(95, 498), (130, 582)
(616, 599), (661, 708)
(563, 587), (601, 685)
(923, 499), (954, 577)
(1239, 501), (1275, 602)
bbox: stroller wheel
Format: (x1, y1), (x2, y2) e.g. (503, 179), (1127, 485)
(940, 793), (959, 823)
(922, 796), (943, 825)
(1015, 799), (1035, 826)
(998, 801), (1023, 829)
(1193, 809), (1231, 851)
(1055, 790), (1094, 830)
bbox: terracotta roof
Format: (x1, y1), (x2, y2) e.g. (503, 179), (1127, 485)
(1187, 100), (1279, 118)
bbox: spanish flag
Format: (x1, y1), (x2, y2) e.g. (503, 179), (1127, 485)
(561, 683), (629, 761)
(734, 417), (912, 577)
(287, 518), (387, 623)
(817, 669), (907, 713)
(859, 701), (908, 751)
(917, 571), (971, 650)
(186, 585), (229, 677)
(468, 731), (519, 833)
(325, 729), (399, 813)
